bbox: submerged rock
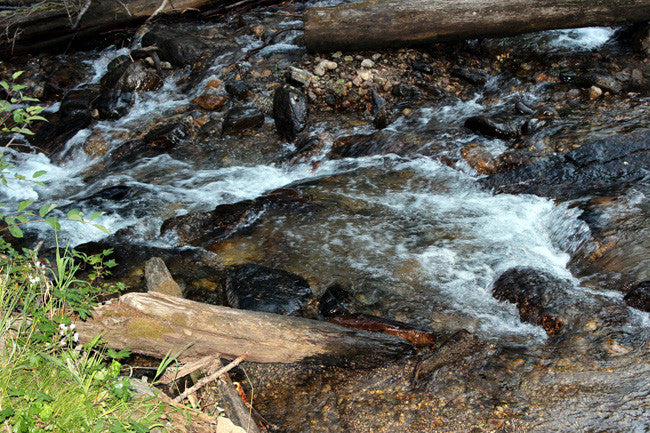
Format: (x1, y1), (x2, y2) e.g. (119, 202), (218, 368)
(225, 80), (251, 100)
(160, 188), (310, 246)
(450, 67), (488, 85)
(143, 121), (191, 149)
(329, 132), (406, 159)
(223, 263), (316, 316)
(272, 84), (309, 141)
(481, 129), (650, 200)
(94, 89), (135, 120)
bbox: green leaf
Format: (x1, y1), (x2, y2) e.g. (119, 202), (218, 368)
(39, 204), (56, 217)
(44, 216), (61, 231)
(67, 209), (83, 222)
(29, 115), (47, 122)
(0, 407), (14, 422)
(4, 216), (15, 225)
(32, 170), (47, 178)
(16, 214), (28, 223)
(11, 71), (23, 80)
(17, 199), (32, 211)
(0, 81), (8, 91)
(92, 224), (110, 234)
(11, 84), (26, 92)
(90, 211), (104, 220)
(8, 225), (23, 238)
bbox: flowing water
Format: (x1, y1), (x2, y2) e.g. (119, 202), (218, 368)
(1, 5), (649, 430)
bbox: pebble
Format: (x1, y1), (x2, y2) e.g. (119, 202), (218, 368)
(589, 85), (603, 99)
(314, 60), (338, 76)
(361, 59), (375, 68)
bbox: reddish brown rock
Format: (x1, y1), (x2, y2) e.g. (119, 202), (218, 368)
(192, 93), (227, 111)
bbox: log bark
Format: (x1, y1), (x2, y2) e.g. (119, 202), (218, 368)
(0, 0), (277, 57)
(75, 292), (414, 366)
(304, 0), (650, 52)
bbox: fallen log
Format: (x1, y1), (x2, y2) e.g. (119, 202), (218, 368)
(304, 0), (650, 52)
(0, 0), (278, 57)
(75, 292), (414, 366)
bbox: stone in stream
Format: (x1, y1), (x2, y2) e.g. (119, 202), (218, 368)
(94, 89), (135, 120)
(225, 80), (252, 100)
(272, 84), (309, 141)
(223, 263), (316, 317)
(100, 60), (163, 92)
(145, 257), (183, 297)
(371, 88), (392, 129)
(329, 131), (406, 159)
(160, 188), (310, 246)
(624, 281), (650, 312)
(43, 62), (90, 100)
(480, 129), (650, 201)
(192, 93), (227, 111)
(450, 67), (488, 85)
(492, 267), (574, 335)
(141, 27), (208, 67)
(222, 104), (265, 134)
(464, 115), (519, 139)
(412, 62), (434, 75)
(143, 121), (191, 149)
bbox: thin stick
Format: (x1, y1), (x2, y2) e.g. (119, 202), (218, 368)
(173, 353), (248, 403)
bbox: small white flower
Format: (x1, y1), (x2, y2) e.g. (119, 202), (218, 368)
(60, 339), (67, 346)
(59, 323), (68, 331)
(69, 324), (76, 330)
(73, 332), (79, 343)
(28, 275), (39, 284)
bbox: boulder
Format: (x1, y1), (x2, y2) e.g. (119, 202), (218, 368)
(329, 131), (406, 159)
(223, 263), (316, 316)
(492, 267), (575, 335)
(143, 121), (191, 149)
(192, 93), (227, 111)
(100, 60), (163, 92)
(222, 105), (265, 134)
(272, 84), (309, 141)
(224, 80), (251, 100)
(145, 257), (183, 297)
(481, 129), (650, 200)
(94, 89), (135, 120)
(141, 28), (208, 67)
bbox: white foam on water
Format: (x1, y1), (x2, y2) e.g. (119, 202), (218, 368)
(85, 47), (132, 84)
(547, 27), (616, 51)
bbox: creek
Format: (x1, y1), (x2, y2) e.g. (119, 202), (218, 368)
(1, 2), (649, 431)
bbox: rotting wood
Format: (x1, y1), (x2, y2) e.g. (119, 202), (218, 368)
(173, 353), (248, 403)
(75, 292), (414, 366)
(304, 0), (650, 52)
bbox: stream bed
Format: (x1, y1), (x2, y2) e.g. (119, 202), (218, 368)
(1, 1), (649, 431)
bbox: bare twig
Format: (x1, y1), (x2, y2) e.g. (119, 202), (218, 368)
(145, 0), (171, 23)
(161, 354), (216, 384)
(71, 0), (90, 28)
(173, 353), (248, 403)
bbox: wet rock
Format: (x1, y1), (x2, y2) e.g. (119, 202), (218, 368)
(222, 105), (265, 134)
(515, 100), (535, 115)
(223, 263), (316, 316)
(286, 66), (314, 87)
(460, 143), (498, 174)
(520, 117), (546, 135)
(272, 84), (308, 141)
(314, 60), (337, 76)
(192, 93), (226, 111)
(492, 267), (574, 335)
(589, 85), (603, 99)
(412, 62), (433, 75)
(30, 88), (97, 154)
(464, 115), (519, 139)
(143, 121), (190, 149)
(225, 80), (251, 100)
(94, 89), (135, 120)
(141, 28), (208, 67)
(145, 257), (183, 297)
(391, 83), (419, 99)
(329, 131), (406, 159)
(480, 129), (650, 200)
(632, 22), (650, 56)
(450, 67), (488, 85)
(100, 60), (163, 92)
(624, 281), (650, 312)
(44, 62), (89, 100)
(371, 88), (391, 129)
(319, 284), (353, 317)
(160, 188), (309, 246)
(78, 185), (132, 205)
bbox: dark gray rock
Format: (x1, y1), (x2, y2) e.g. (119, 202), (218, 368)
(450, 67), (488, 85)
(94, 89), (135, 120)
(412, 62), (434, 75)
(225, 80), (251, 100)
(143, 121), (190, 149)
(480, 129), (650, 200)
(272, 84), (308, 141)
(223, 263), (316, 316)
(141, 28), (207, 67)
(464, 115), (519, 139)
(222, 105), (265, 134)
(100, 60), (163, 92)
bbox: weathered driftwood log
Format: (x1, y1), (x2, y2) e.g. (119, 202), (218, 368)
(76, 292), (414, 366)
(0, 0), (277, 57)
(304, 0), (650, 52)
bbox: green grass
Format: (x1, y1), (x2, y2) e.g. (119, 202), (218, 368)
(0, 243), (168, 433)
